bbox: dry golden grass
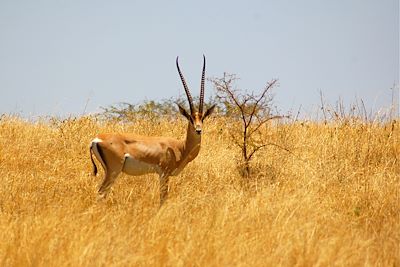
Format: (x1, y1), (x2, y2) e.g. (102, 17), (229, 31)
(0, 115), (398, 266)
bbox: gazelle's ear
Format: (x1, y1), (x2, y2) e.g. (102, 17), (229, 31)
(177, 104), (191, 120)
(202, 104), (216, 121)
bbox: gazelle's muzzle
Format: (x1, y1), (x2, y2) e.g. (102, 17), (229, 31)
(195, 125), (202, 135)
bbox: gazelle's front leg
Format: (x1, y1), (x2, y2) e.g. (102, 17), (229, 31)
(159, 173), (170, 206)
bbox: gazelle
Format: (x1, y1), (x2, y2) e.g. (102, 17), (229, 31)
(90, 56), (215, 206)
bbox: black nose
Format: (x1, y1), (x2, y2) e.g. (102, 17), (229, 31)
(196, 129), (202, 134)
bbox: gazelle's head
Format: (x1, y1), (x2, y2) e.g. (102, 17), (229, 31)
(176, 55), (216, 135)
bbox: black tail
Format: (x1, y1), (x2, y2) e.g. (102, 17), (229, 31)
(90, 145), (98, 176)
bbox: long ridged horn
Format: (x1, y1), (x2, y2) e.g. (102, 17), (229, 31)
(199, 55), (206, 114)
(176, 56), (194, 114)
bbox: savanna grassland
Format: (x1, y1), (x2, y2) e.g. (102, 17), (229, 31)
(0, 115), (398, 266)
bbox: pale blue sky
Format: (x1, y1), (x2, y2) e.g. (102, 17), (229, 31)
(0, 0), (398, 117)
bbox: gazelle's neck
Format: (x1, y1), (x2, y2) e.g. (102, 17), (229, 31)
(182, 122), (201, 161)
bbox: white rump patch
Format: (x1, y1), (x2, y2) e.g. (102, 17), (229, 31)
(90, 137), (106, 171)
(122, 153), (160, 176)
(92, 137), (103, 143)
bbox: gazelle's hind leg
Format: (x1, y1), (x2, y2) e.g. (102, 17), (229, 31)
(92, 142), (124, 200)
(98, 170), (121, 199)
(159, 173), (170, 207)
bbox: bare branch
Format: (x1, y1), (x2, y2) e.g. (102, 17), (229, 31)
(247, 79), (277, 127)
(248, 142), (292, 161)
(248, 115), (286, 137)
